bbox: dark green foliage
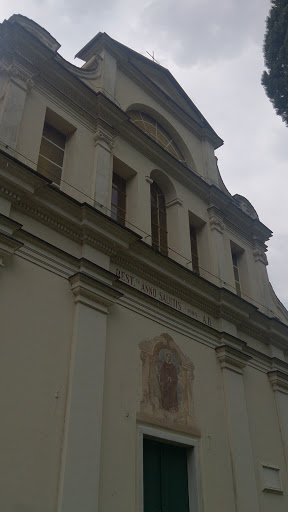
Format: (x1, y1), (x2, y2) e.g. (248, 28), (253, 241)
(262, 0), (288, 125)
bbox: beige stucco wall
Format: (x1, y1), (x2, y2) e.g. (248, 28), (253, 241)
(245, 367), (288, 511)
(98, 295), (288, 511)
(17, 87), (96, 204)
(1, 246), (287, 511)
(0, 255), (73, 511)
(1, 16), (288, 512)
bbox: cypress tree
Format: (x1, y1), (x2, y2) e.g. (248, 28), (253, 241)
(262, 0), (288, 125)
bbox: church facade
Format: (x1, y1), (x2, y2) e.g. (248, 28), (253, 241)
(1, 14), (288, 512)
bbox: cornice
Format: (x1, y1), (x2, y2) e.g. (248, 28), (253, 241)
(112, 252), (220, 319)
(166, 198), (183, 208)
(36, 73), (128, 136)
(245, 310), (288, 348)
(209, 188), (272, 245)
(99, 36), (222, 149)
(0, 212), (23, 266)
(270, 356), (288, 373)
(112, 245), (288, 349)
(7, 15), (61, 53)
(1, 23), (224, 200)
(216, 344), (252, 374)
(0, 31), (271, 244)
(75, 33), (214, 146)
(118, 59), (208, 142)
(136, 412), (201, 437)
(116, 120), (271, 246)
(0, 23), (272, 245)
(37, 70), (103, 124)
(0, 59), (34, 92)
(3, 226), (285, 376)
(1, 27), (127, 134)
(0, 19), (56, 65)
(0, 213), (22, 234)
(118, 120), (210, 202)
(55, 53), (102, 80)
(268, 370), (288, 395)
(0, 231), (23, 266)
(69, 271), (122, 313)
(1, 149), (288, 351)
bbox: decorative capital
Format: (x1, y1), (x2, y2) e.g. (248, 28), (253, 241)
(253, 248), (268, 265)
(0, 61), (35, 91)
(0, 214), (23, 267)
(145, 176), (153, 185)
(69, 272), (122, 313)
(209, 214), (225, 233)
(93, 128), (115, 149)
(0, 232), (23, 267)
(216, 344), (251, 374)
(26, 78), (35, 92)
(268, 370), (288, 395)
(93, 118), (118, 150)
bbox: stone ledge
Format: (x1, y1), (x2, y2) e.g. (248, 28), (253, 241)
(267, 370), (288, 395)
(69, 271), (123, 313)
(216, 344), (251, 374)
(136, 411), (201, 437)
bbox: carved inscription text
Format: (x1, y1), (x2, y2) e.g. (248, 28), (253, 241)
(115, 267), (213, 327)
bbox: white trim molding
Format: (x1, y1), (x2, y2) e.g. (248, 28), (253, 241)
(137, 425), (203, 512)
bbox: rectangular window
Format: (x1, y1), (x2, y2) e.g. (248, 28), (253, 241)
(111, 172), (126, 225)
(143, 438), (190, 512)
(37, 122), (66, 185)
(190, 226), (199, 274)
(150, 182), (168, 256)
(232, 252), (241, 296)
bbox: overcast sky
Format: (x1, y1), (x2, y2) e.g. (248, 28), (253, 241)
(2, 1), (288, 308)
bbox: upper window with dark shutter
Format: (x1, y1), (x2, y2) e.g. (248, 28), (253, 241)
(151, 181), (168, 256)
(111, 172), (126, 226)
(37, 122), (66, 185)
(190, 226), (200, 274)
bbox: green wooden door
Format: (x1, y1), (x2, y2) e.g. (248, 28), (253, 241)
(143, 439), (190, 512)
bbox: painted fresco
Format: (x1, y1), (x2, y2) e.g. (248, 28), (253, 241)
(139, 333), (195, 426)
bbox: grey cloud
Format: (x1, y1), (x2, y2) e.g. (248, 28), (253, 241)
(139, 0), (271, 66)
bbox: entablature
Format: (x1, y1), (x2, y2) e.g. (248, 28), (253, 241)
(0, 148), (287, 351)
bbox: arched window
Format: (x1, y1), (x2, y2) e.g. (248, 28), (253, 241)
(151, 182), (168, 256)
(129, 110), (186, 165)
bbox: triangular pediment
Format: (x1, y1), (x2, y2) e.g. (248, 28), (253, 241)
(76, 33), (223, 148)
(125, 56), (202, 124)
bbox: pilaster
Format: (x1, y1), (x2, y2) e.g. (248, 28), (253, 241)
(216, 344), (260, 512)
(57, 272), (122, 512)
(126, 174), (152, 240)
(208, 206), (230, 287)
(93, 119), (117, 213)
(268, 365), (288, 472)
(166, 198), (191, 266)
(0, 60), (34, 150)
(0, 213), (23, 266)
(253, 241), (274, 316)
